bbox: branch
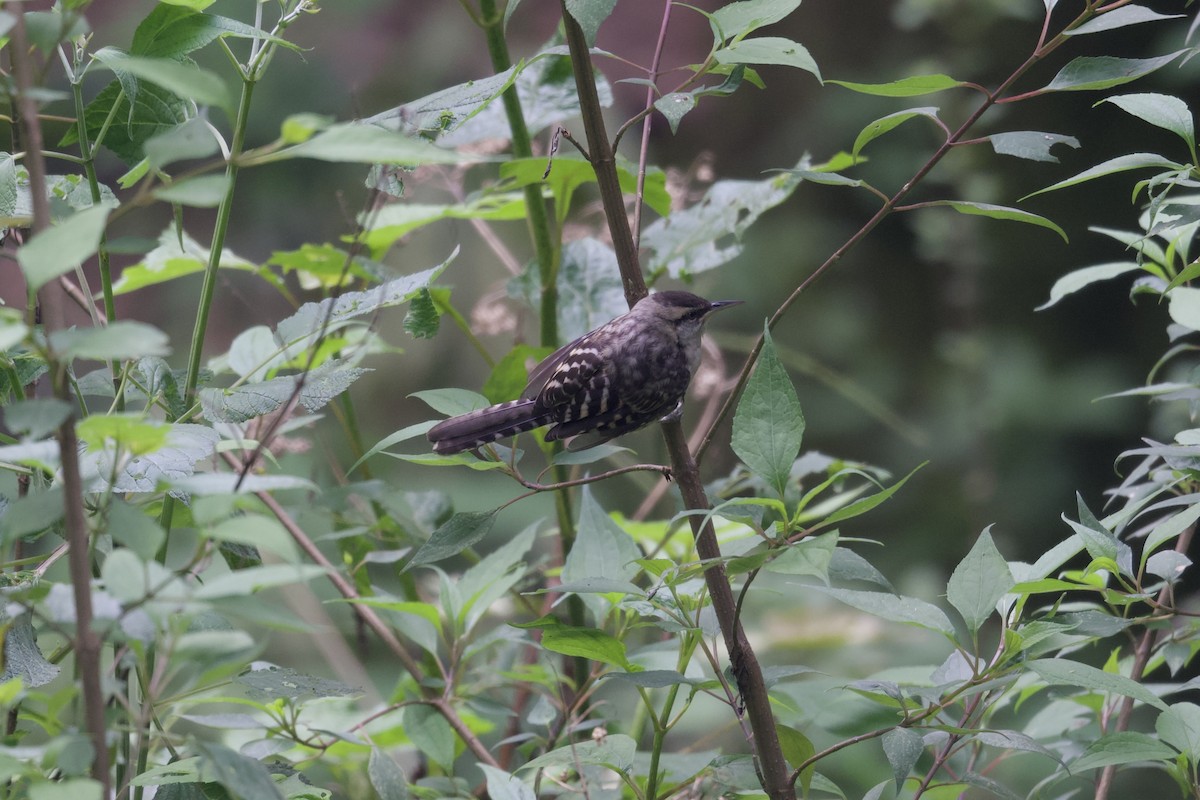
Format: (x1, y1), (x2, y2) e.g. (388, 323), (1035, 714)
(559, 8), (791, 796)
(10, 13), (111, 795)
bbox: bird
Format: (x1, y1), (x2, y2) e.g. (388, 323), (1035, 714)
(426, 291), (742, 455)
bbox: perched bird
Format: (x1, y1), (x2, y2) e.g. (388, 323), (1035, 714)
(427, 291), (742, 455)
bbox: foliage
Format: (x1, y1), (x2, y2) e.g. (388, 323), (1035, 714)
(2, 2), (1200, 800)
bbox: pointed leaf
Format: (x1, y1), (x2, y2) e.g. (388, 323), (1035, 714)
(715, 37), (821, 82)
(1037, 262), (1141, 310)
(1100, 93), (1195, 152)
(1039, 51), (1186, 93)
(18, 205), (111, 291)
(989, 131), (1080, 163)
(882, 727), (923, 789)
(852, 107), (941, 160)
(829, 74), (966, 96)
(1027, 658), (1168, 711)
(732, 325), (804, 498)
(947, 526), (1015, 633)
(916, 200), (1067, 241)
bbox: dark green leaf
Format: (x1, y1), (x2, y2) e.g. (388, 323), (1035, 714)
(564, 0), (618, 45)
(368, 749), (410, 800)
(541, 624), (632, 670)
(1040, 51), (1186, 93)
(882, 727), (923, 789)
(819, 463), (922, 528)
(408, 511), (497, 568)
(193, 741), (283, 800)
(403, 288), (441, 339)
(946, 527), (1015, 633)
(482, 345), (550, 404)
(851, 107), (941, 160)
(62, 79), (191, 164)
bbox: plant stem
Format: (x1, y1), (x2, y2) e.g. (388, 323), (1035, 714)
(559, 7), (791, 797)
(10, 14), (111, 795)
(182, 78), (256, 405)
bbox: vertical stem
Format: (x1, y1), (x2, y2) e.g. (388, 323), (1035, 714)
(559, 6), (790, 798)
(10, 13), (111, 795)
(181, 78), (256, 405)
(477, 0), (559, 348)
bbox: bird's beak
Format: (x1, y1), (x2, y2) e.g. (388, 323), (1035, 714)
(707, 299), (744, 314)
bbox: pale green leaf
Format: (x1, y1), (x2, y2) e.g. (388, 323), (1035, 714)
(882, 727), (923, 789)
(92, 47), (229, 110)
(715, 37), (821, 82)
(711, 0), (802, 40)
(1066, 6), (1184, 36)
(49, 321), (170, 361)
(260, 123), (479, 166)
(814, 586), (955, 636)
(989, 131), (1080, 163)
(18, 205), (111, 292)
(828, 74), (965, 96)
(1036, 262), (1141, 310)
(1027, 153), (1186, 199)
(1100, 93), (1195, 152)
(1070, 732), (1178, 771)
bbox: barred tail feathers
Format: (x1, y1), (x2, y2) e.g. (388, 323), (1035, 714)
(427, 399), (550, 454)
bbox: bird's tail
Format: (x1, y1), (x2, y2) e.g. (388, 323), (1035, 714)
(427, 399), (551, 455)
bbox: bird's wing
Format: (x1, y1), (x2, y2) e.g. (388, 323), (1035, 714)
(521, 325), (615, 411)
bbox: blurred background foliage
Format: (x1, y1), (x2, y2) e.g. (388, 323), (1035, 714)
(56, 0), (1194, 639)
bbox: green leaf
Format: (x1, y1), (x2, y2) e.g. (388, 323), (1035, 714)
(1167, 287), (1200, 331)
(131, 5), (293, 58)
(777, 725), (815, 793)
(828, 74), (966, 96)
(2, 398), (71, 440)
(144, 116), (218, 169)
(368, 749), (410, 800)
(1027, 658), (1168, 711)
(521, 734), (635, 774)
(1070, 732), (1178, 771)
(819, 463), (922, 528)
(1100, 93), (1195, 153)
(1039, 51), (1186, 94)
(479, 765), (535, 800)
(92, 48), (229, 111)
(28, 779), (103, 800)
(193, 741), (283, 800)
(205, 514), (298, 563)
(732, 325), (804, 498)
(18, 205), (111, 292)
(401, 705), (456, 770)
(916, 200), (1067, 242)
(714, 37), (821, 82)
(260, 122), (479, 166)
(882, 727), (923, 789)
(814, 586), (955, 636)
(564, 0), (618, 45)
(412, 388), (489, 417)
(361, 195), (527, 254)
(199, 362), (369, 423)
(106, 500), (166, 561)
(49, 321), (170, 361)
(77, 414), (170, 456)
(641, 171), (800, 277)
(563, 489), (641, 585)
(1144, 502), (1200, 565)
(946, 526), (1015, 633)
(1065, 6), (1184, 36)
(1024, 153), (1186, 199)
(1158, 702), (1200, 762)
(403, 288), (440, 339)
(111, 223), (255, 295)
(407, 511), (497, 568)
(236, 664), (356, 700)
(541, 624), (632, 670)
(153, 174), (229, 207)
(481, 344), (550, 404)
(1036, 262), (1141, 310)
(765, 531), (837, 580)
(989, 131), (1080, 163)
(193, 564), (326, 599)
(851, 107), (940, 160)
(711, 0), (802, 40)
(364, 66), (519, 141)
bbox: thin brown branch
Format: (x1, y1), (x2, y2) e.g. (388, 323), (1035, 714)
(10, 12), (112, 794)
